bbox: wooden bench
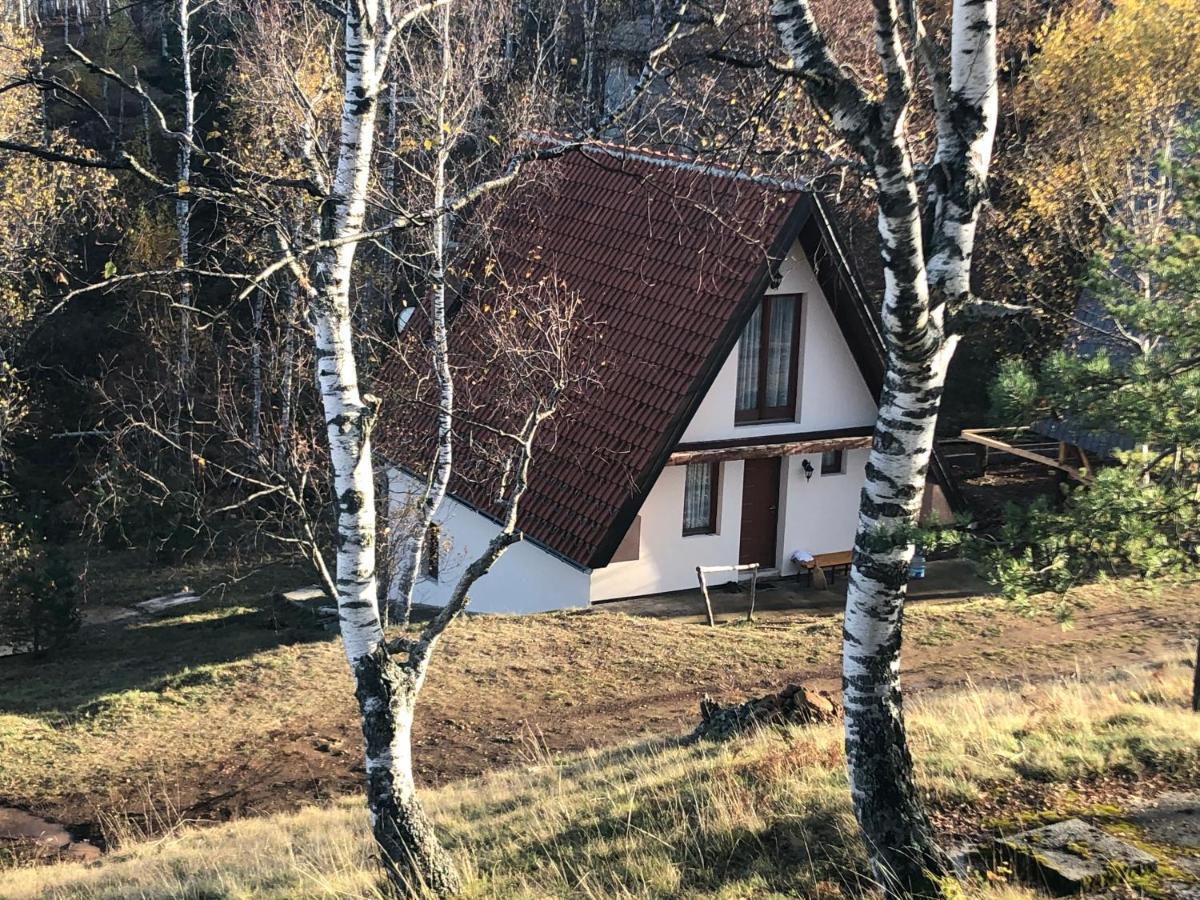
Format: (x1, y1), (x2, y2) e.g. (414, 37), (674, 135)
(796, 550), (854, 587)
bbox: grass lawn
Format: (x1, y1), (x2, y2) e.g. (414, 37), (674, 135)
(1, 657), (1196, 898)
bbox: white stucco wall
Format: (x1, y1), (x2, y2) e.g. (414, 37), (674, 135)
(775, 449), (868, 574)
(681, 242), (878, 442)
(589, 459), (746, 601)
(387, 470), (591, 614)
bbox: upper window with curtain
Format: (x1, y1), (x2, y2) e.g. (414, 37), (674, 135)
(735, 294), (802, 423)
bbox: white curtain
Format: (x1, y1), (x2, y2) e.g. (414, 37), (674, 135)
(735, 303), (762, 412)
(683, 463), (714, 531)
(765, 295), (796, 407)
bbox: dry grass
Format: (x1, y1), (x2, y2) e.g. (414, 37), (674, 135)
(2, 658), (1196, 900)
(3, 556), (1197, 844)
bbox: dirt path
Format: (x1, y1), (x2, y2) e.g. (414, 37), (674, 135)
(1, 580), (1196, 851)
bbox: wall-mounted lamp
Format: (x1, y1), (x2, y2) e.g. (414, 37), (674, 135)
(802, 459), (814, 482)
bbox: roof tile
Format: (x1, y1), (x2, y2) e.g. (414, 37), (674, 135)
(379, 147), (802, 568)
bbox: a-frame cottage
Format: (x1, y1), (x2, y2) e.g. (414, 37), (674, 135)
(378, 144), (952, 613)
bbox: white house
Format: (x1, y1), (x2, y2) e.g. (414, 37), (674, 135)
(379, 144), (952, 613)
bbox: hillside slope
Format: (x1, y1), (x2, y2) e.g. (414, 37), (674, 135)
(1, 560), (1197, 851)
(2, 660), (1197, 898)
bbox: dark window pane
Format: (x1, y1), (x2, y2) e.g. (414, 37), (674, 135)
(736, 295), (800, 422)
(821, 449), (844, 475)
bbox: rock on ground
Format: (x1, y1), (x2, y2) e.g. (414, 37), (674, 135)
(997, 818), (1157, 895)
(0, 807), (100, 862)
(1126, 792), (1200, 850)
(133, 591), (201, 616)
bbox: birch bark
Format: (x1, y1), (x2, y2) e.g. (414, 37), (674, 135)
(302, 1), (479, 892)
(772, 0), (997, 893)
(384, 0), (454, 626)
(248, 288), (264, 453)
(175, 0), (194, 427)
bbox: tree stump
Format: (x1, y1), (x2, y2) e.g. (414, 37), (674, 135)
(689, 684), (841, 742)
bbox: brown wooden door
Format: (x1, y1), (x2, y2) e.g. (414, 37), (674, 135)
(739, 457), (780, 566)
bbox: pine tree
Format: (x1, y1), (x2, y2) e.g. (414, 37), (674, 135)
(986, 125), (1200, 708)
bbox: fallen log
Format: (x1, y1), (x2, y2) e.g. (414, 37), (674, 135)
(689, 683), (841, 742)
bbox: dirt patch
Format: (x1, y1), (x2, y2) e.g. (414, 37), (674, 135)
(0, 573), (1196, 854)
(0, 808), (99, 864)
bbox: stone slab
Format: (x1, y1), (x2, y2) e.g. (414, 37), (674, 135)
(1126, 792), (1200, 850)
(997, 818), (1157, 895)
(0, 807), (71, 848)
(281, 585), (326, 604)
(1162, 881), (1200, 899)
(0, 807), (101, 862)
(133, 592), (201, 616)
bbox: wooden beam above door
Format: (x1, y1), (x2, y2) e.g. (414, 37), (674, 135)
(668, 434), (872, 466)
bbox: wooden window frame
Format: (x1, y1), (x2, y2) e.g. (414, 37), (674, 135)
(735, 293), (803, 425)
(682, 461), (721, 536)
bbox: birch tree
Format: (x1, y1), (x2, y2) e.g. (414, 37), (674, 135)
(295, 3), (693, 887)
(769, 0), (998, 893)
(381, 0), (464, 626)
(174, 0), (195, 421)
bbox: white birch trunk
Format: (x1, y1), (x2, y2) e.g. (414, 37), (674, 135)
(773, 0), (997, 893)
(248, 289), (264, 452)
(582, 0), (598, 119)
(175, 0), (194, 423)
(385, 2), (454, 625)
(305, 2), (461, 893)
(276, 271), (298, 472)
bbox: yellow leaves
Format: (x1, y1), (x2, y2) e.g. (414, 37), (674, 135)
(487, 134), (500, 146)
(568, 57), (579, 66)
(423, 138), (433, 151)
(0, 26), (118, 310)
(1016, 0), (1200, 231)
(177, 181), (190, 195)
(440, 122), (451, 134)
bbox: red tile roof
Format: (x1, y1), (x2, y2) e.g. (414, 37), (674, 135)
(378, 145), (834, 569)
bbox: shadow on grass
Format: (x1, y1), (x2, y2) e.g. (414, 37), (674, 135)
(0, 600), (336, 718)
